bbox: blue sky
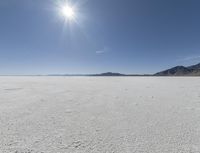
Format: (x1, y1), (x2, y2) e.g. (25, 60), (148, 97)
(0, 0), (200, 75)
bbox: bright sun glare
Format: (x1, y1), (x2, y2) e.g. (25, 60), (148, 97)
(61, 4), (75, 20)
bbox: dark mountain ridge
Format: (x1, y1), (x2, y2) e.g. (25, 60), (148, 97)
(155, 63), (200, 76)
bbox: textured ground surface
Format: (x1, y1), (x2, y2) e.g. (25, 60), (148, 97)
(0, 77), (200, 153)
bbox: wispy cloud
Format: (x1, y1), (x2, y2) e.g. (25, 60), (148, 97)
(95, 47), (109, 54)
(177, 55), (200, 62)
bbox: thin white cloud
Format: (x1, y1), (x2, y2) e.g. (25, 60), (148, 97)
(96, 50), (106, 54)
(177, 55), (200, 62)
(95, 47), (109, 54)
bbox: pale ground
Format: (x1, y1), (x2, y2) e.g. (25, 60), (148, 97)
(0, 77), (200, 153)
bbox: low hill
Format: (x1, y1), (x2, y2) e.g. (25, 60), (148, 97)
(90, 72), (126, 76)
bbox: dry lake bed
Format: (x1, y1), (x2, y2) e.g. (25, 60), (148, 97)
(0, 77), (200, 153)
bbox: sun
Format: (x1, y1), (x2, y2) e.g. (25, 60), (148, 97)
(61, 4), (75, 20)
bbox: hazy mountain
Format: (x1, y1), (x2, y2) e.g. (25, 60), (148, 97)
(48, 72), (152, 77)
(155, 63), (200, 76)
(90, 72), (126, 76)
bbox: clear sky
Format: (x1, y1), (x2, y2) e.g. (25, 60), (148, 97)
(0, 0), (200, 75)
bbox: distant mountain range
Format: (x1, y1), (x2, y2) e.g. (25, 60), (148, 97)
(47, 63), (200, 77)
(90, 72), (152, 76)
(48, 72), (151, 77)
(155, 63), (200, 76)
